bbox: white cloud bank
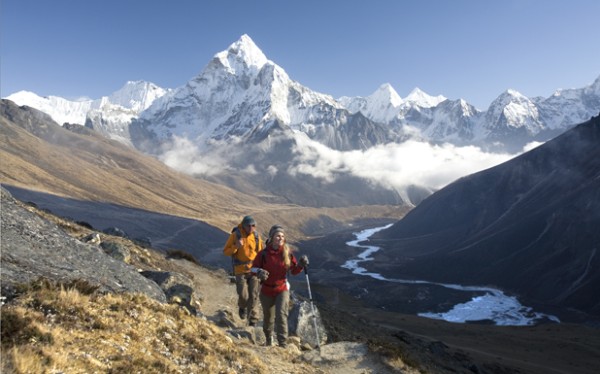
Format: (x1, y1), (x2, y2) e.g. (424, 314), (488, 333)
(288, 135), (516, 191)
(159, 136), (229, 176)
(159, 134), (524, 194)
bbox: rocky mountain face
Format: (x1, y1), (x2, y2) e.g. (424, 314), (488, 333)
(371, 115), (600, 317)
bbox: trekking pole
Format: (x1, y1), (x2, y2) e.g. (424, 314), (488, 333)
(304, 266), (321, 349)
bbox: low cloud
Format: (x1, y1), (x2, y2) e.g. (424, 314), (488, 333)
(159, 134), (523, 194)
(523, 141), (544, 152)
(159, 136), (228, 176)
(289, 135), (516, 191)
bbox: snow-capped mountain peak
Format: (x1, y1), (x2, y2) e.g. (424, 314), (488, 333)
(214, 34), (268, 74)
(104, 80), (169, 112)
(483, 88), (544, 135)
(135, 34), (354, 152)
(493, 89), (531, 107)
(372, 83), (403, 107)
(337, 83), (405, 123)
(405, 87), (447, 108)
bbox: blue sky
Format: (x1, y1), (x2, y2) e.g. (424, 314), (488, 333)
(2, 0), (599, 110)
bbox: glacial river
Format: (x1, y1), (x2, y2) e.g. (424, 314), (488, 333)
(341, 225), (560, 326)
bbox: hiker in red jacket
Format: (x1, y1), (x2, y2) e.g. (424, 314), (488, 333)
(252, 225), (308, 347)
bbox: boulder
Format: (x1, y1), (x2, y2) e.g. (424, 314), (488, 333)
(288, 295), (328, 348)
(100, 241), (131, 263)
(140, 270), (202, 314)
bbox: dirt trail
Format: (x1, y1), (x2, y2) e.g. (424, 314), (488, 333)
(167, 257), (415, 373)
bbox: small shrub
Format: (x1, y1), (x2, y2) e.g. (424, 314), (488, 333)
(166, 249), (199, 264)
(1, 309), (54, 347)
(5, 346), (49, 374)
(75, 220), (94, 229)
(62, 279), (100, 296)
(108, 358), (170, 374)
(14, 278), (99, 298)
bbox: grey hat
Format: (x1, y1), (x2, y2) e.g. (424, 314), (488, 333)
(269, 224), (284, 238)
(242, 215), (256, 226)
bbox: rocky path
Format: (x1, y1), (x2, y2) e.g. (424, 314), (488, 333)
(173, 257), (415, 373)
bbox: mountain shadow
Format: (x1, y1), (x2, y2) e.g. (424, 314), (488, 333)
(371, 114), (600, 318)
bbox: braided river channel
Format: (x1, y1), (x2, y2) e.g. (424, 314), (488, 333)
(342, 225), (560, 326)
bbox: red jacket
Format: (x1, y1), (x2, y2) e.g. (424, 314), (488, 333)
(252, 244), (303, 297)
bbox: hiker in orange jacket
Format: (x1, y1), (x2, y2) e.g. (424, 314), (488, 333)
(252, 225), (308, 347)
(223, 215), (264, 326)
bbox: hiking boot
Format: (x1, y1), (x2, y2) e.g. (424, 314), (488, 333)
(278, 341), (287, 348)
(265, 337), (272, 346)
(238, 308), (246, 320)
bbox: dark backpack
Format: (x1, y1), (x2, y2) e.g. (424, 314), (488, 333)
(232, 226), (260, 250)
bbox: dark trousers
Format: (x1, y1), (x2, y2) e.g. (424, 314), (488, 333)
(235, 273), (259, 323)
(260, 290), (289, 346)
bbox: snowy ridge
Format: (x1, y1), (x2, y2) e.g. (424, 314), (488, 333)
(105, 81), (169, 113)
(6, 81), (169, 145)
(4, 35), (600, 153)
(5, 91), (94, 126)
(405, 87), (447, 108)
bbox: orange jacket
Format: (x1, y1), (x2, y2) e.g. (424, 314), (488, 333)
(223, 224), (263, 275)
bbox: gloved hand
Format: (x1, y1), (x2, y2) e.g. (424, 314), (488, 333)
(299, 255), (309, 267)
(236, 238), (244, 249)
(257, 269), (269, 282)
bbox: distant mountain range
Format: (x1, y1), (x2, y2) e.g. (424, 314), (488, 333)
(5, 35), (600, 207)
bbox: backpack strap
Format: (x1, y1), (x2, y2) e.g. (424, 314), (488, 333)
(232, 226), (260, 253)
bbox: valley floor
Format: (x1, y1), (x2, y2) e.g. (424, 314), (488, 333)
(312, 281), (600, 374)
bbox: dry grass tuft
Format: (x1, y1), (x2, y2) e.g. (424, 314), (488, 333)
(1, 281), (272, 373)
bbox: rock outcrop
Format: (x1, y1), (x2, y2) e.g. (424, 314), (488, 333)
(0, 187), (165, 302)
